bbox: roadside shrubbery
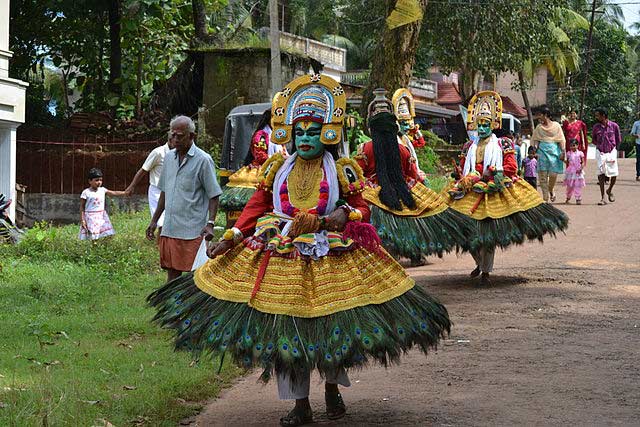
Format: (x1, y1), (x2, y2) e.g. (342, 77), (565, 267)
(0, 212), (239, 427)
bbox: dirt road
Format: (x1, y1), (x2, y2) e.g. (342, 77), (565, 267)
(188, 159), (640, 426)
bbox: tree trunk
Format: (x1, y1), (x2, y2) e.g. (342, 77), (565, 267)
(136, 48), (143, 119)
(108, 0), (122, 98)
(61, 67), (71, 118)
(192, 0), (208, 42)
(518, 71), (535, 135)
(360, 0), (428, 119)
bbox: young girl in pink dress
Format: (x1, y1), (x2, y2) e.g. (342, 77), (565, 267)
(564, 139), (586, 205)
(79, 168), (127, 240)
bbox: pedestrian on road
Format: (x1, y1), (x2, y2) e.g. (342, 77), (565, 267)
(562, 110), (588, 164)
(564, 139), (585, 205)
(592, 107), (621, 205)
(125, 132), (175, 230)
(522, 145), (538, 189)
(79, 167), (128, 240)
(146, 115), (222, 283)
(630, 112), (640, 181)
(532, 106), (566, 202)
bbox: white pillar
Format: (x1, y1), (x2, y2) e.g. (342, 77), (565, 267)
(0, 125), (16, 220)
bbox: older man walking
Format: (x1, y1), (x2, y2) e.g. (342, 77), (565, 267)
(146, 115), (222, 282)
(592, 107), (621, 206)
(125, 133), (175, 228)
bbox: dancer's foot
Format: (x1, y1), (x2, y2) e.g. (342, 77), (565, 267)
(325, 387), (347, 421)
(480, 272), (491, 286)
(576, 199), (582, 205)
(565, 198), (570, 204)
(280, 402), (313, 427)
(470, 266), (481, 278)
(410, 256), (427, 267)
(598, 199), (607, 206)
(550, 193), (556, 202)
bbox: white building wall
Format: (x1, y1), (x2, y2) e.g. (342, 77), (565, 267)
(0, 0), (28, 221)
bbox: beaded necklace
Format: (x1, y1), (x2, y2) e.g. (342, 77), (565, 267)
(280, 158), (329, 216)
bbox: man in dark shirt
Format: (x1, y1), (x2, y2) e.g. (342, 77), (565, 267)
(592, 108), (621, 206)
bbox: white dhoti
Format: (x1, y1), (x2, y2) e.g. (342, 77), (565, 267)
(148, 184), (165, 227)
(471, 247), (495, 273)
(277, 369), (351, 400)
(596, 149), (619, 177)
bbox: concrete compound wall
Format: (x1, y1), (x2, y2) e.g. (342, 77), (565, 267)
(24, 193), (149, 225)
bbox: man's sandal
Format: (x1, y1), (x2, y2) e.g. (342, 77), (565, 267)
(280, 407), (313, 427)
(598, 200), (607, 206)
(325, 391), (347, 420)
(606, 190), (615, 202)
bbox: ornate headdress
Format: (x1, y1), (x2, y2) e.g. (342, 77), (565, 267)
(270, 74), (346, 145)
(392, 88), (416, 123)
(466, 90), (503, 130)
(367, 88), (394, 121)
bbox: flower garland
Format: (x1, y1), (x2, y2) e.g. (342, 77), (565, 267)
(280, 169), (330, 217)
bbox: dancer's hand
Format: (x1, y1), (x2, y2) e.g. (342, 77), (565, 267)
(324, 208), (348, 232)
(207, 240), (234, 258)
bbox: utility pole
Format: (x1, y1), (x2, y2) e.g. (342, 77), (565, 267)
(579, 0), (598, 119)
(269, 0), (282, 98)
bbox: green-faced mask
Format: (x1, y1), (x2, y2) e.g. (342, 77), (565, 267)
(294, 121), (324, 160)
(398, 120), (411, 133)
(477, 120), (492, 139)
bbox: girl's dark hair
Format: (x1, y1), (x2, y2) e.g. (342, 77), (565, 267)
(244, 109), (273, 166)
(569, 138), (579, 146)
(87, 167), (103, 180)
(368, 112), (416, 211)
(527, 146), (537, 154)
(595, 107), (608, 118)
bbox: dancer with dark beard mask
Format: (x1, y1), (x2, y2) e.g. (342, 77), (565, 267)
(355, 90), (477, 264)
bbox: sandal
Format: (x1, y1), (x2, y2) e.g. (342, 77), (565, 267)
(325, 391), (347, 421)
(598, 199), (607, 206)
(576, 199), (582, 205)
(606, 190), (615, 203)
(280, 406), (313, 427)
(470, 266), (481, 278)
(550, 193), (556, 202)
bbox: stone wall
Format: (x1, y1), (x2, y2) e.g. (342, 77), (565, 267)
(200, 48), (319, 144)
(24, 193), (149, 225)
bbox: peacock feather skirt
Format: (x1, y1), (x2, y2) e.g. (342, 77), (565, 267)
(219, 166), (260, 212)
(147, 238), (451, 382)
(363, 182), (478, 259)
(448, 178), (569, 249)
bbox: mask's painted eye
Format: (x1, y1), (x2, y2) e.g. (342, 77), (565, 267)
(342, 165), (358, 183)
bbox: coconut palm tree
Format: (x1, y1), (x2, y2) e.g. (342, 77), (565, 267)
(518, 6), (589, 126)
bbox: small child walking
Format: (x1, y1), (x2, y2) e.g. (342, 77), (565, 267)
(522, 146), (538, 189)
(564, 139), (585, 205)
(79, 168), (127, 240)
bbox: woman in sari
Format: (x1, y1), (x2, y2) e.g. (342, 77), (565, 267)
(532, 107), (566, 202)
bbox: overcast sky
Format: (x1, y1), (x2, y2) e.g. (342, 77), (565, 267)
(620, 1), (639, 32)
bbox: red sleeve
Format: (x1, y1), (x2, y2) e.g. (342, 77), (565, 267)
(356, 142), (376, 180)
(234, 188), (273, 236)
(502, 152), (518, 178)
(345, 192), (371, 223)
(399, 144), (418, 180)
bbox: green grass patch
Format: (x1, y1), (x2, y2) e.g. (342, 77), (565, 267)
(0, 212), (241, 426)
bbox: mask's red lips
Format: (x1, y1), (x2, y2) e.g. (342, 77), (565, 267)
(298, 144), (313, 151)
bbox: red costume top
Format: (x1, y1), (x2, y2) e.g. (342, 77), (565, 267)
(355, 140), (419, 184)
(458, 137), (518, 179)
